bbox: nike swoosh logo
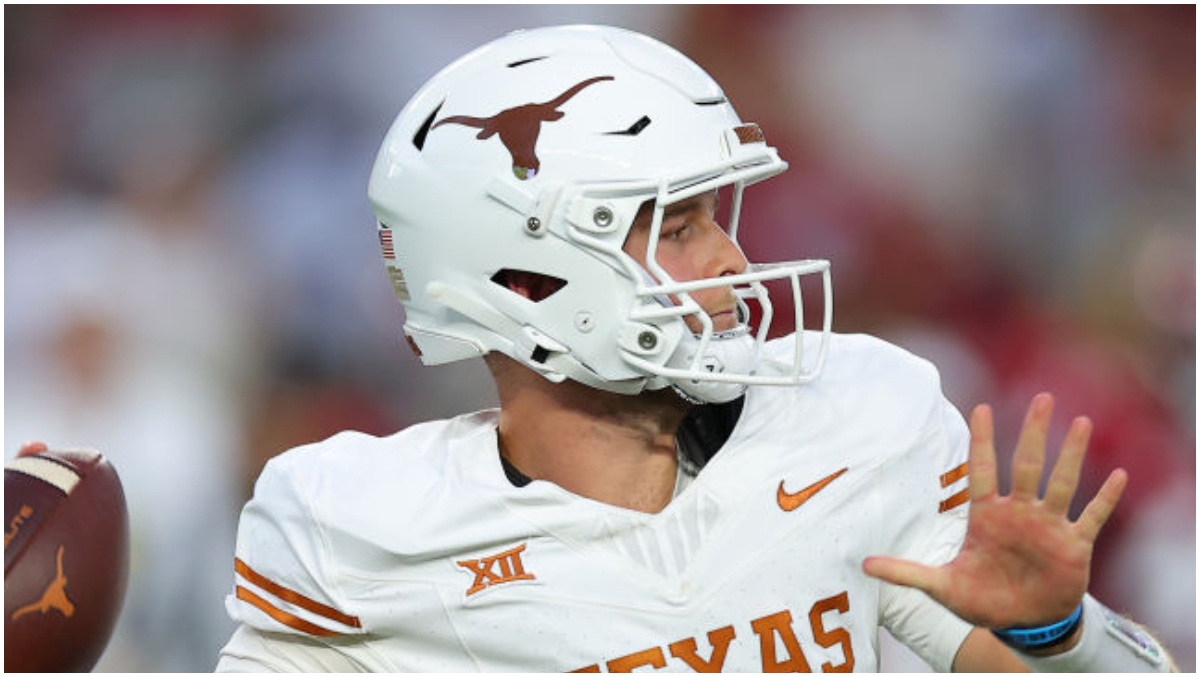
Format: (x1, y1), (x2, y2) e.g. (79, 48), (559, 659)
(777, 467), (849, 512)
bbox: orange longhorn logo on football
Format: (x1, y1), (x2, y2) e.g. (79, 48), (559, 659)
(11, 544), (76, 620)
(572, 592), (855, 673)
(4, 504), (35, 548)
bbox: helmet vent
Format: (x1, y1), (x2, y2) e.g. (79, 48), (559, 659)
(491, 269), (567, 302)
(507, 56), (548, 68)
(412, 102), (443, 151)
(607, 115), (652, 137)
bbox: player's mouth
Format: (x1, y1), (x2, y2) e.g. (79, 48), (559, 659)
(708, 308), (740, 333)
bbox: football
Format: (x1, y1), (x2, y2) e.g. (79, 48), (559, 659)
(5, 448), (130, 672)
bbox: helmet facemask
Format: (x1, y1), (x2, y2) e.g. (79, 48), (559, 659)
(567, 166), (833, 404)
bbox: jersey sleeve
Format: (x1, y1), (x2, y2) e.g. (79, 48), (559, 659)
(884, 394), (972, 564)
(876, 368), (974, 669)
(218, 451), (370, 669)
(217, 625), (373, 672)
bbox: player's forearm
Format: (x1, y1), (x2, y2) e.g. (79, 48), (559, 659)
(951, 628), (1030, 672)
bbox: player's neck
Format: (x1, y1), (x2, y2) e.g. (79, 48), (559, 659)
(491, 359), (690, 514)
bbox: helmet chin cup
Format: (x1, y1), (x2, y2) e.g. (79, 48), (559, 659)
(666, 329), (755, 404)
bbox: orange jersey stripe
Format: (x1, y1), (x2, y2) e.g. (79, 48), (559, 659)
(938, 488), (970, 514)
(939, 462), (969, 488)
(235, 586), (341, 638)
(234, 558), (362, 629)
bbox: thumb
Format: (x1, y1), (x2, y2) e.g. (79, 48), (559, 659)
(16, 441), (49, 458)
(862, 556), (940, 594)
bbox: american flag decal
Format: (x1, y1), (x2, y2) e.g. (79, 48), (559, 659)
(378, 228), (396, 260)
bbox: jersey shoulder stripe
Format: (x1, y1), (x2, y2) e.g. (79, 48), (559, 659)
(938, 462), (970, 513)
(940, 462), (969, 487)
(234, 586), (340, 638)
(234, 557), (362, 637)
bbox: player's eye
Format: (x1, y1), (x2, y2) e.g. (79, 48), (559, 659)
(660, 218), (691, 241)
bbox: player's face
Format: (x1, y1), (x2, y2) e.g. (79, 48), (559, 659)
(623, 190), (748, 333)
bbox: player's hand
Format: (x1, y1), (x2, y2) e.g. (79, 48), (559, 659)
(862, 392), (1127, 629)
(16, 441), (49, 458)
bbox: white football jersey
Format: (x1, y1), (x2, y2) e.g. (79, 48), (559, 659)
(217, 333), (973, 672)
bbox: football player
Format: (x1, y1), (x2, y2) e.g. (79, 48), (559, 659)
(216, 25), (1173, 672)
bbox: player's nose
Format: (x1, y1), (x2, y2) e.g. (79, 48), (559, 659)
(706, 221), (748, 279)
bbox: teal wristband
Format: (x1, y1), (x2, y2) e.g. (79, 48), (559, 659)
(992, 604), (1084, 651)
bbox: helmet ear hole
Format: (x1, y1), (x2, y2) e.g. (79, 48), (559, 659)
(491, 269), (567, 302)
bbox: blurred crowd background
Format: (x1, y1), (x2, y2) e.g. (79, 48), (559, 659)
(4, 5), (1194, 672)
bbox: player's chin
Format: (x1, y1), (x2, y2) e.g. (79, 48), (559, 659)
(684, 311), (739, 335)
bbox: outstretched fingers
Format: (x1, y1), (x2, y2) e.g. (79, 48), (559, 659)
(1010, 393), (1054, 501)
(967, 404), (999, 500)
(1042, 415), (1092, 515)
(1076, 468), (1128, 543)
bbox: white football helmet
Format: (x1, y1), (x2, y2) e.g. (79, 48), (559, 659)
(368, 25), (831, 403)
